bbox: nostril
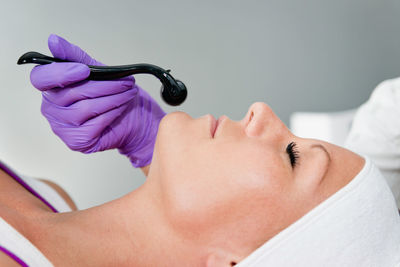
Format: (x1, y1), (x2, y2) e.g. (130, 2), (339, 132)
(246, 111), (254, 126)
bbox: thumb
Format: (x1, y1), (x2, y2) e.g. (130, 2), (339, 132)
(48, 34), (103, 66)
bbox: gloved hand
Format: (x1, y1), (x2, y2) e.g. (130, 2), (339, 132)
(30, 34), (166, 167)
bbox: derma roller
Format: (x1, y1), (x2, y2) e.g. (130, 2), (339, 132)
(17, 51), (187, 106)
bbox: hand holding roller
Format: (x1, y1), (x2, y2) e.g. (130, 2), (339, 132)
(19, 34), (172, 168)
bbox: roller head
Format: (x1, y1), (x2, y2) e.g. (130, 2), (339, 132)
(160, 80), (187, 106)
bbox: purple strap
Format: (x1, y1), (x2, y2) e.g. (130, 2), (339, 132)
(0, 161), (58, 213)
(0, 246), (29, 267)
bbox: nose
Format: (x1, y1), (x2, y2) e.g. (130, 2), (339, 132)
(244, 102), (288, 139)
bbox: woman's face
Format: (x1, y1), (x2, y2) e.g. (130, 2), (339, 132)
(148, 102), (364, 253)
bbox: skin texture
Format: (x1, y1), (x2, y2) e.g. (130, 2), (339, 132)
(147, 102), (365, 264)
(0, 102), (364, 266)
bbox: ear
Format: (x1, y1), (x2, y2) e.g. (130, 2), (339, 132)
(205, 250), (240, 267)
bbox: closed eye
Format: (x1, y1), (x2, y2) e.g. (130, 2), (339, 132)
(286, 142), (299, 168)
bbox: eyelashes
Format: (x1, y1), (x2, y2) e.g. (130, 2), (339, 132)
(286, 142), (299, 168)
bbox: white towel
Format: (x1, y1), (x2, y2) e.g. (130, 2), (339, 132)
(344, 78), (400, 208)
(0, 218), (54, 267)
(237, 157), (400, 267)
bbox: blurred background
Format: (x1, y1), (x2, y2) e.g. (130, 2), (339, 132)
(1, 0), (399, 209)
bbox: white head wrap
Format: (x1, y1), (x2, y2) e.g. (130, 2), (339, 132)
(237, 157), (400, 267)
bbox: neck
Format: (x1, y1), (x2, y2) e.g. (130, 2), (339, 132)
(33, 180), (199, 266)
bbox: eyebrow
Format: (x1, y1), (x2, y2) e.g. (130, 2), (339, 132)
(310, 144), (331, 182)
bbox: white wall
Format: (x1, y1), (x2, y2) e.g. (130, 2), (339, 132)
(1, 0), (400, 209)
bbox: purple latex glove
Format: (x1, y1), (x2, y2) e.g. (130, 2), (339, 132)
(30, 34), (166, 167)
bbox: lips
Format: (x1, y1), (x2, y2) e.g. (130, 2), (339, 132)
(210, 115), (227, 138)
(210, 115), (218, 138)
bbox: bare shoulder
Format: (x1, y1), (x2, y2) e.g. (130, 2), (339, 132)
(0, 250), (20, 267)
(39, 179), (78, 211)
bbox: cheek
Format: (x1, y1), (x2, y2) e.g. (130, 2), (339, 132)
(156, 140), (293, 235)
(156, 142), (231, 226)
(228, 142), (291, 192)
(153, 118), (298, 240)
